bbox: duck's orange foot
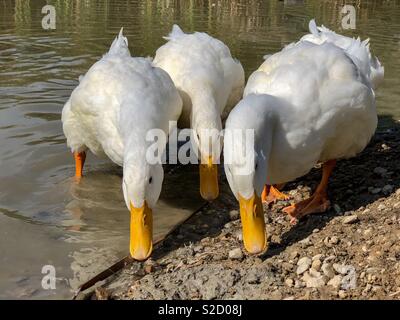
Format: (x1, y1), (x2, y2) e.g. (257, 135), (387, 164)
(74, 151), (86, 181)
(282, 192), (330, 225)
(262, 185), (290, 205)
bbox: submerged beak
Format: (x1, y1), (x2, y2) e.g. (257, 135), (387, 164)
(199, 156), (219, 201)
(130, 201), (153, 261)
(238, 193), (267, 254)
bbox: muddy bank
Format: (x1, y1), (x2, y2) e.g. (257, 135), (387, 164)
(84, 117), (400, 300)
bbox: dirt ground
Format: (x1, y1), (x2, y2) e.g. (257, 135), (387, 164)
(86, 117), (400, 300)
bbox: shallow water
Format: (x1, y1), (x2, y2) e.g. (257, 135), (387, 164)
(0, 0), (399, 299)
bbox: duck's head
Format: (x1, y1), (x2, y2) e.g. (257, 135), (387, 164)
(191, 95), (222, 201)
(224, 141), (267, 255)
(223, 95), (273, 254)
(122, 159), (163, 261)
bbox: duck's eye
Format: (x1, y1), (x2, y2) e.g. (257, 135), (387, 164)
(149, 177), (153, 184)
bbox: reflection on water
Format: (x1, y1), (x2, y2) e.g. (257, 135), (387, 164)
(0, 0), (399, 299)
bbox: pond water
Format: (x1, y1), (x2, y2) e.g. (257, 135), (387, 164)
(0, 0), (399, 299)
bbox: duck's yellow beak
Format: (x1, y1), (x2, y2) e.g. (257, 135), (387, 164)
(130, 201), (153, 261)
(199, 156), (219, 201)
(239, 193), (267, 254)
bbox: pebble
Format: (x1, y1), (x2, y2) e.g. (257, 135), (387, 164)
(294, 280), (305, 289)
(377, 204), (386, 211)
(328, 275), (343, 290)
(382, 185), (393, 195)
(285, 278), (294, 287)
(301, 271), (326, 288)
(229, 210), (239, 221)
(342, 215), (359, 224)
(363, 228), (373, 237)
(333, 263), (349, 275)
(228, 248), (243, 260)
(333, 204), (342, 214)
(330, 236), (339, 244)
(299, 237), (312, 247)
(312, 254), (324, 261)
(296, 257), (312, 275)
(362, 208), (371, 215)
(338, 290), (347, 299)
(369, 187), (382, 194)
(311, 259), (322, 272)
(342, 271), (357, 290)
(234, 230), (243, 241)
(373, 167), (387, 176)
(289, 250), (299, 260)
(321, 262), (335, 278)
(324, 255), (336, 262)
(394, 202), (400, 209)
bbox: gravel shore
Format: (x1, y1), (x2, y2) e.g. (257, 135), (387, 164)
(87, 118), (400, 300)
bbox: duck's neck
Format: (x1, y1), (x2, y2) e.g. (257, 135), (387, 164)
(189, 87), (221, 129)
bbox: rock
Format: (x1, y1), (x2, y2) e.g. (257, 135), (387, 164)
(394, 202), (400, 209)
(382, 185), (393, 195)
(282, 262), (294, 272)
(333, 204), (342, 214)
(296, 257), (312, 275)
(381, 143), (390, 150)
(144, 265), (154, 274)
(373, 167), (387, 176)
(377, 204), (386, 211)
(338, 290), (347, 299)
(333, 263), (348, 275)
(330, 236), (339, 244)
(311, 259), (322, 272)
(94, 287), (110, 300)
(301, 271), (326, 288)
(270, 290), (283, 300)
(321, 263), (335, 278)
(369, 187), (382, 195)
(289, 250), (299, 260)
(229, 210), (239, 221)
(324, 255), (336, 262)
(342, 215), (359, 225)
(299, 237), (312, 247)
(312, 254), (324, 261)
(363, 228), (373, 237)
(294, 280), (305, 288)
(332, 264), (356, 290)
(285, 278), (294, 287)
(228, 248), (243, 260)
(342, 270), (357, 290)
(328, 275), (343, 290)
(234, 230), (243, 241)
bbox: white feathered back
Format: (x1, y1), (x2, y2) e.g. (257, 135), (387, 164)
(301, 19), (384, 89)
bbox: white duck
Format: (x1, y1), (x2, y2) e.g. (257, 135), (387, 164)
(62, 29), (182, 260)
(153, 25), (245, 201)
(224, 20), (384, 254)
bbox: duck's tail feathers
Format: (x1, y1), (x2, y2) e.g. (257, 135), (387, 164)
(163, 24), (185, 41)
(308, 19), (319, 36)
(107, 27), (130, 57)
(302, 19), (384, 89)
